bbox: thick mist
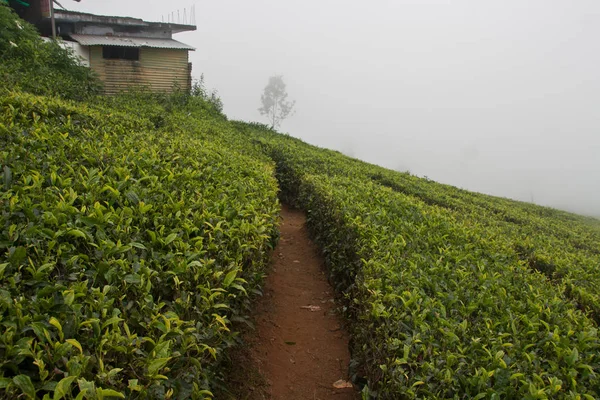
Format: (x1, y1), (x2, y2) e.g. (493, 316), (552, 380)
(66, 0), (600, 217)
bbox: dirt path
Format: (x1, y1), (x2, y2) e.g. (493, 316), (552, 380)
(229, 204), (358, 399)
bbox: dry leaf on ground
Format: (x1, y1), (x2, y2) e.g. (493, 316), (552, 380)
(300, 305), (321, 311)
(333, 379), (353, 389)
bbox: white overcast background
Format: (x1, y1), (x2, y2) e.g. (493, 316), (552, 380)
(64, 0), (600, 217)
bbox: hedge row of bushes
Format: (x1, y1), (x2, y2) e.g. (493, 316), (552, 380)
(0, 91), (279, 399)
(248, 133), (600, 399)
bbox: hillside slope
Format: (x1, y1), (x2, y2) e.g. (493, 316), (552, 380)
(2, 4), (600, 399)
(241, 126), (600, 399)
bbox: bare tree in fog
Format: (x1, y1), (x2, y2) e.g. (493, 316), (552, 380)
(259, 75), (295, 129)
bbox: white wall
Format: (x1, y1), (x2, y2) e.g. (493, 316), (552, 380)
(42, 37), (90, 67)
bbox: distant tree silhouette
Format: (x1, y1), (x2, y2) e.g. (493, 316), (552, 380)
(259, 75), (295, 129)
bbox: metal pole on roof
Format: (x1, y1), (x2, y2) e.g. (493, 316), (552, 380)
(50, 0), (57, 39)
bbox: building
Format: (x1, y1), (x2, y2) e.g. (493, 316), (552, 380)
(10, 0), (196, 94)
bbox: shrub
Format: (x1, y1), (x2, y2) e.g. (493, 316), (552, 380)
(0, 5), (101, 100)
(0, 91), (279, 398)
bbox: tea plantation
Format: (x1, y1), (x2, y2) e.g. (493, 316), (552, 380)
(2, 5), (600, 399)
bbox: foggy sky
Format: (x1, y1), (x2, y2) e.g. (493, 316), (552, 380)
(64, 0), (600, 217)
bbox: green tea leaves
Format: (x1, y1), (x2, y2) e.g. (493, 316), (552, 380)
(53, 376), (77, 400)
(164, 233), (178, 245)
(3, 165), (12, 189)
(13, 375), (35, 399)
(254, 121), (600, 398)
(66, 339), (83, 354)
(223, 269), (239, 288)
(0, 88), (279, 398)
(147, 358), (171, 377)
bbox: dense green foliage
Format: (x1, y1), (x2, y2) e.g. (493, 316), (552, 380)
(0, 11), (280, 397)
(2, 4), (600, 399)
(369, 169), (600, 325)
(0, 91), (279, 399)
(233, 125), (600, 399)
(0, 5), (101, 99)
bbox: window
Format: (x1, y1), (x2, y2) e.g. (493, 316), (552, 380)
(102, 46), (140, 61)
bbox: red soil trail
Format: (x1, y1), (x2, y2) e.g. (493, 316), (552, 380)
(232, 204), (358, 399)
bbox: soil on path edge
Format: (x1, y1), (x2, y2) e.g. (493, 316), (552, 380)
(226, 204), (358, 399)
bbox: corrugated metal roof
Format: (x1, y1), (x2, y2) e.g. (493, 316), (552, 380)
(70, 34), (195, 51)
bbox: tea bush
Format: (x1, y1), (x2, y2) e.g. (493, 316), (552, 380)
(239, 125), (600, 399)
(0, 92), (279, 398)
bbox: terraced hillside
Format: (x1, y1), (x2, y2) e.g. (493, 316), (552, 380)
(2, 5), (600, 399)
